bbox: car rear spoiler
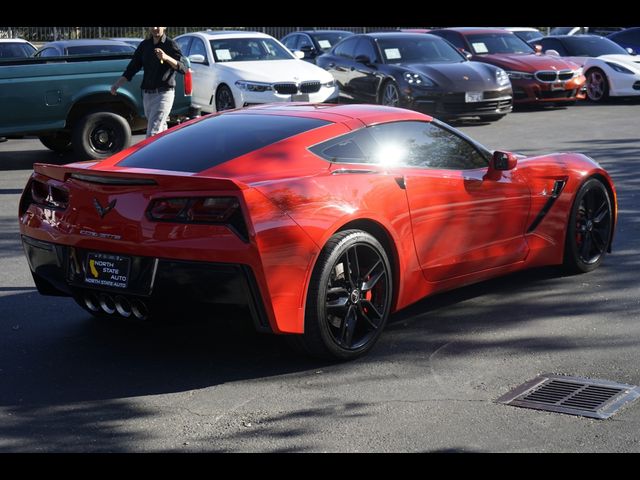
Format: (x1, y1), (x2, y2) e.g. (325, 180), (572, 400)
(32, 163), (248, 191)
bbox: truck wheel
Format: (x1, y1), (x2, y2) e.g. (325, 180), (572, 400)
(72, 112), (131, 160)
(38, 132), (72, 153)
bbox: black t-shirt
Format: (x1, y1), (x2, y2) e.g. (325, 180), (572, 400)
(122, 34), (186, 90)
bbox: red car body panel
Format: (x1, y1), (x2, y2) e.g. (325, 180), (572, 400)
(19, 104), (617, 335)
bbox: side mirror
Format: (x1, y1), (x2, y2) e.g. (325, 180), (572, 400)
(355, 54), (372, 65)
(534, 44), (543, 54)
(545, 49), (560, 57)
(491, 150), (518, 171)
(458, 48), (472, 59)
(188, 54), (206, 64)
(293, 50), (305, 59)
(626, 47), (636, 56)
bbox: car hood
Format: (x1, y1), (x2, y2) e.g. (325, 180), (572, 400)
(218, 59), (333, 83)
(597, 54), (640, 69)
(474, 53), (580, 72)
(402, 62), (505, 90)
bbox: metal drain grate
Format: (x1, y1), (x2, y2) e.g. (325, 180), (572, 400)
(497, 374), (640, 419)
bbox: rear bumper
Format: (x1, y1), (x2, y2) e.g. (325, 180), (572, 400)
(21, 235), (272, 332)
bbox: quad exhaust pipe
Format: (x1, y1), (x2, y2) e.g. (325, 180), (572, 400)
(83, 292), (149, 320)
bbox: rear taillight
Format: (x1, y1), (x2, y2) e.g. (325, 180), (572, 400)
(184, 69), (193, 97)
(23, 178), (69, 212)
(147, 196), (247, 240)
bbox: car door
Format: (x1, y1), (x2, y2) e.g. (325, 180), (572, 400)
(185, 36), (214, 108)
(348, 37), (382, 103)
(323, 36), (360, 100)
(368, 121), (531, 281)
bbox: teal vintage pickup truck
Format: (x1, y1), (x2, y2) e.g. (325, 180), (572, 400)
(0, 53), (193, 159)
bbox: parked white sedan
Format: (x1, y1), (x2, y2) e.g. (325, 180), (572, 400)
(536, 35), (640, 102)
(175, 31), (339, 112)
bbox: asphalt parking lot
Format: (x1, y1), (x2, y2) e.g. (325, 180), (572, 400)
(1, 100), (639, 452)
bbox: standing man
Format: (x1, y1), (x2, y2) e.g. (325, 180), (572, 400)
(111, 26), (186, 137)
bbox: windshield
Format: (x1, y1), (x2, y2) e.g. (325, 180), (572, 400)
(210, 37), (294, 62)
(66, 45), (135, 55)
(313, 32), (353, 52)
(514, 30), (542, 42)
(0, 42), (35, 58)
(466, 33), (535, 54)
(563, 36), (629, 56)
(378, 36), (466, 64)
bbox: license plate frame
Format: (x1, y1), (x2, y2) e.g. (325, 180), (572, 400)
(291, 93), (310, 102)
(465, 91), (483, 103)
(84, 252), (131, 289)
(551, 82), (565, 91)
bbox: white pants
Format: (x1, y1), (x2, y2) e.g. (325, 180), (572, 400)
(143, 89), (175, 138)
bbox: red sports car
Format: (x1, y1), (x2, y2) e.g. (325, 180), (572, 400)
(19, 104), (616, 360)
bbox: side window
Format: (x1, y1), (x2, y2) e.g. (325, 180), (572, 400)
(334, 36), (359, 59)
(541, 38), (568, 56)
(282, 34), (299, 50)
(38, 48), (59, 57)
(368, 121), (488, 170)
(353, 38), (378, 62)
(190, 37), (208, 62)
(298, 34), (313, 50)
(308, 128), (377, 164)
(176, 36), (192, 56)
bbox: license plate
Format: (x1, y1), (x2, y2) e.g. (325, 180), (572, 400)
(84, 252), (130, 289)
(551, 82), (565, 91)
(291, 93), (309, 101)
(465, 91), (483, 103)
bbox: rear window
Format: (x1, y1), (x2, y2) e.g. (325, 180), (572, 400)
(118, 113), (331, 173)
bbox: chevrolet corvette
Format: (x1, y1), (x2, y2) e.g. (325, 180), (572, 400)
(19, 104), (616, 360)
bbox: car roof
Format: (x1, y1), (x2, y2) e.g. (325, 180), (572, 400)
(436, 27), (513, 35)
(0, 38), (33, 44)
(503, 27), (541, 32)
(240, 103), (433, 125)
(40, 39), (134, 47)
(292, 30), (354, 35)
(183, 30), (272, 40)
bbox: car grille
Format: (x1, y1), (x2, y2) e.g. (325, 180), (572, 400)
(535, 70), (574, 82)
(300, 81), (321, 93)
(537, 89), (577, 99)
(441, 98), (512, 114)
(273, 81), (322, 95)
(273, 83), (299, 95)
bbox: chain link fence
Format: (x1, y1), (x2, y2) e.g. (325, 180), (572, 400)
(0, 26), (414, 44)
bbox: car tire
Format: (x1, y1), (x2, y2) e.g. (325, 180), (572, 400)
(294, 229), (393, 360)
(563, 178), (613, 273)
(585, 68), (609, 102)
(72, 111), (131, 160)
(38, 132), (72, 153)
(215, 84), (236, 112)
(379, 81), (401, 107)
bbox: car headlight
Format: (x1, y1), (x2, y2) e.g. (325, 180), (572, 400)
(403, 72), (435, 87)
(235, 80), (273, 92)
(322, 79), (336, 88)
(573, 67), (583, 77)
(505, 70), (533, 80)
(496, 68), (511, 86)
(605, 62), (634, 74)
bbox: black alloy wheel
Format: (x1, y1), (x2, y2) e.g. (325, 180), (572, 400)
(564, 178), (613, 273)
(380, 81), (401, 107)
(296, 229), (392, 360)
(215, 84), (236, 112)
(72, 111), (131, 160)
